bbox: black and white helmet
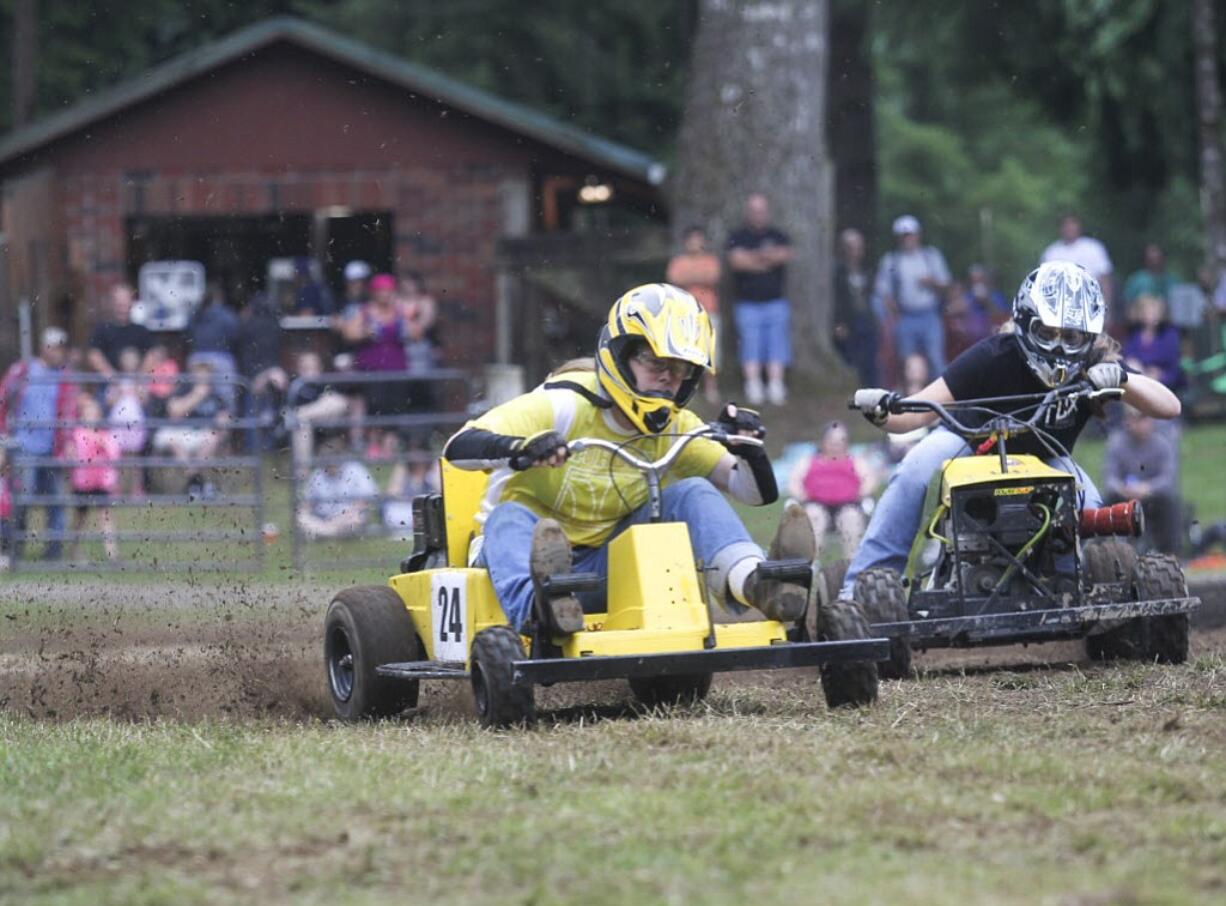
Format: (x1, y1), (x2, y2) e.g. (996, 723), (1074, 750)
(1012, 261), (1105, 388)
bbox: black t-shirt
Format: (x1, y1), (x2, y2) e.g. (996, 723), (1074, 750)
(726, 227), (790, 302)
(172, 381), (228, 421)
(941, 333), (1097, 458)
(89, 321), (153, 370)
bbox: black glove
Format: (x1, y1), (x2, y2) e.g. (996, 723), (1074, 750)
(716, 402), (767, 443)
(509, 430), (569, 471)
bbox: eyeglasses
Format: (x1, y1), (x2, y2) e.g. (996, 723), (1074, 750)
(1028, 321), (1091, 354)
(631, 349), (699, 380)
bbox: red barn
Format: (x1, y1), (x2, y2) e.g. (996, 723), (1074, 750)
(0, 17), (667, 369)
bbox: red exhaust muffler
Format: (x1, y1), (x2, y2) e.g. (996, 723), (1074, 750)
(1080, 500), (1144, 538)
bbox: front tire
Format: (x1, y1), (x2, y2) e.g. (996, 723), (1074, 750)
(816, 598), (879, 709)
(854, 567), (912, 680)
(629, 673), (713, 708)
(1133, 553), (1190, 665)
(324, 586), (422, 721)
(471, 626), (536, 728)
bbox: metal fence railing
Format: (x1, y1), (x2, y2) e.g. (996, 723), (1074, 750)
(4, 371), (268, 573)
(284, 368), (472, 572)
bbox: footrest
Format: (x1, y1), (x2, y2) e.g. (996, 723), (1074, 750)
(376, 661), (469, 680)
(539, 572), (604, 596)
(754, 558), (813, 586)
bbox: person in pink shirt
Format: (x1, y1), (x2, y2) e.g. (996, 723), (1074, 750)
(66, 394), (119, 561)
(787, 421), (877, 558)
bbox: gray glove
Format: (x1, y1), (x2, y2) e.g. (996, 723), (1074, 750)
(851, 388), (896, 426)
(1086, 362), (1128, 391)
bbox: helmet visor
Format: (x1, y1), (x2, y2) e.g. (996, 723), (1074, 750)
(630, 348), (702, 383)
(1027, 320), (1091, 355)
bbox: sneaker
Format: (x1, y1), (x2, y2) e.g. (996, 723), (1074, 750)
(745, 501), (816, 622)
(529, 518), (585, 635)
(745, 378), (765, 406)
(767, 380), (787, 407)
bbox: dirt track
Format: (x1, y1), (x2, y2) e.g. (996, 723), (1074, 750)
(2, 580), (1221, 722)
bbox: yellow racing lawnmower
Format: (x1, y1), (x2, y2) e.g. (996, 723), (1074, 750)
(324, 422), (889, 727)
(835, 383), (1200, 679)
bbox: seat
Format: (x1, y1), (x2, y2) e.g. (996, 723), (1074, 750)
(440, 459), (490, 567)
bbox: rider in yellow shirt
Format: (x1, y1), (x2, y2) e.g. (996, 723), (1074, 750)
(443, 283), (814, 634)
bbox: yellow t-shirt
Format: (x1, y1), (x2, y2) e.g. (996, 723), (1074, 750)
(462, 373), (725, 547)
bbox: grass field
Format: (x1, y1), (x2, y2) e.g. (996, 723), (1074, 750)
(3, 421), (1225, 903)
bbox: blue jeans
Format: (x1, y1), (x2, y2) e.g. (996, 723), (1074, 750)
(13, 463), (65, 558)
(840, 428), (1103, 598)
(894, 310), (945, 375)
(477, 477), (762, 630)
(734, 299), (792, 366)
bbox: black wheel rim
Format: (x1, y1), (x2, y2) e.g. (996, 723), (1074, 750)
(327, 623), (355, 703)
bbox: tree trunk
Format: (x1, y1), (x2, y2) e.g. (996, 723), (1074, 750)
(673, 0), (834, 377)
(1193, 0), (1226, 278)
(828, 0), (876, 252)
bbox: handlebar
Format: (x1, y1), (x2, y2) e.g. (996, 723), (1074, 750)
(567, 423), (762, 475)
(865, 383), (1124, 440)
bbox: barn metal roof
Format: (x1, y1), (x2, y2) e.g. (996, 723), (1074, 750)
(0, 16), (667, 186)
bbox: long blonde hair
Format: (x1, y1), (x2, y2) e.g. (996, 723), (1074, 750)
(548, 357), (596, 377)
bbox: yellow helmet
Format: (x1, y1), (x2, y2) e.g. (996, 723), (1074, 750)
(595, 283), (716, 434)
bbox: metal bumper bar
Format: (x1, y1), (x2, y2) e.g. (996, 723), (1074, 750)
(874, 596), (1200, 648)
(510, 638), (889, 687)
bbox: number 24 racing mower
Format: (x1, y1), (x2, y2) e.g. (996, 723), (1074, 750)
(828, 383), (1200, 679)
(324, 421), (890, 727)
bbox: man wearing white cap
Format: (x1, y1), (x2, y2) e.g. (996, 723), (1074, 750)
(874, 215), (951, 375)
(0, 327), (74, 560)
(341, 260), (371, 316)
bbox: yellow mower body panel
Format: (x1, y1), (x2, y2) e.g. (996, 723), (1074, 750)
(940, 454), (1072, 506)
(390, 569), (507, 667)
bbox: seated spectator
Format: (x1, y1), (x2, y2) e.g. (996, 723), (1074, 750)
(286, 351), (355, 476)
(186, 284), (241, 409)
(787, 421), (876, 558)
(342, 260), (371, 315)
(297, 436), (378, 539)
(1102, 405), (1180, 554)
(152, 361), (230, 496)
(1123, 294), (1185, 392)
(106, 347), (147, 497)
(142, 344), (179, 417)
(382, 434), (441, 539)
(65, 394), (119, 562)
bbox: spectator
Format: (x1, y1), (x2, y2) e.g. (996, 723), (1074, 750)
(236, 293), (287, 449)
(787, 421), (875, 558)
(382, 435), (441, 539)
(87, 282), (153, 378)
(340, 273), (411, 453)
(297, 435), (378, 539)
(106, 347), (147, 498)
(1124, 242), (1178, 306)
(65, 393), (119, 562)
(286, 351), (354, 477)
(142, 344), (179, 419)
(186, 284), (241, 409)
(152, 361), (230, 496)
(399, 271), (441, 423)
(667, 225), (723, 402)
(1041, 213), (1115, 326)
(875, 215), (952, 376)
(1123, 295), (1185, 392)
(726, 193), (794, 406)
(901, 352), (931, 398)
(832, 227), (878, 387)
(0, 328), (74, 560)
(292, 258), (336, 316)
(1103, 406), (1180, 554)
(341, 260), (371, 315)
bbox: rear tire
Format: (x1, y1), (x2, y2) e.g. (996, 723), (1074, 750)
(816, 598), (879, 709)
(471, 626), (536, 728)
(854, 567), (912, 680)
(629, 673), (713, 708)
(324, 586), (421, 721)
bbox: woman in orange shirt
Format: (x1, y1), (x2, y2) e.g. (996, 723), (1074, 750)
(667, 226), (722, 403)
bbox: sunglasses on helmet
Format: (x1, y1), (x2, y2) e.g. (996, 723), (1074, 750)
(1027, 320), (1092, 354)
